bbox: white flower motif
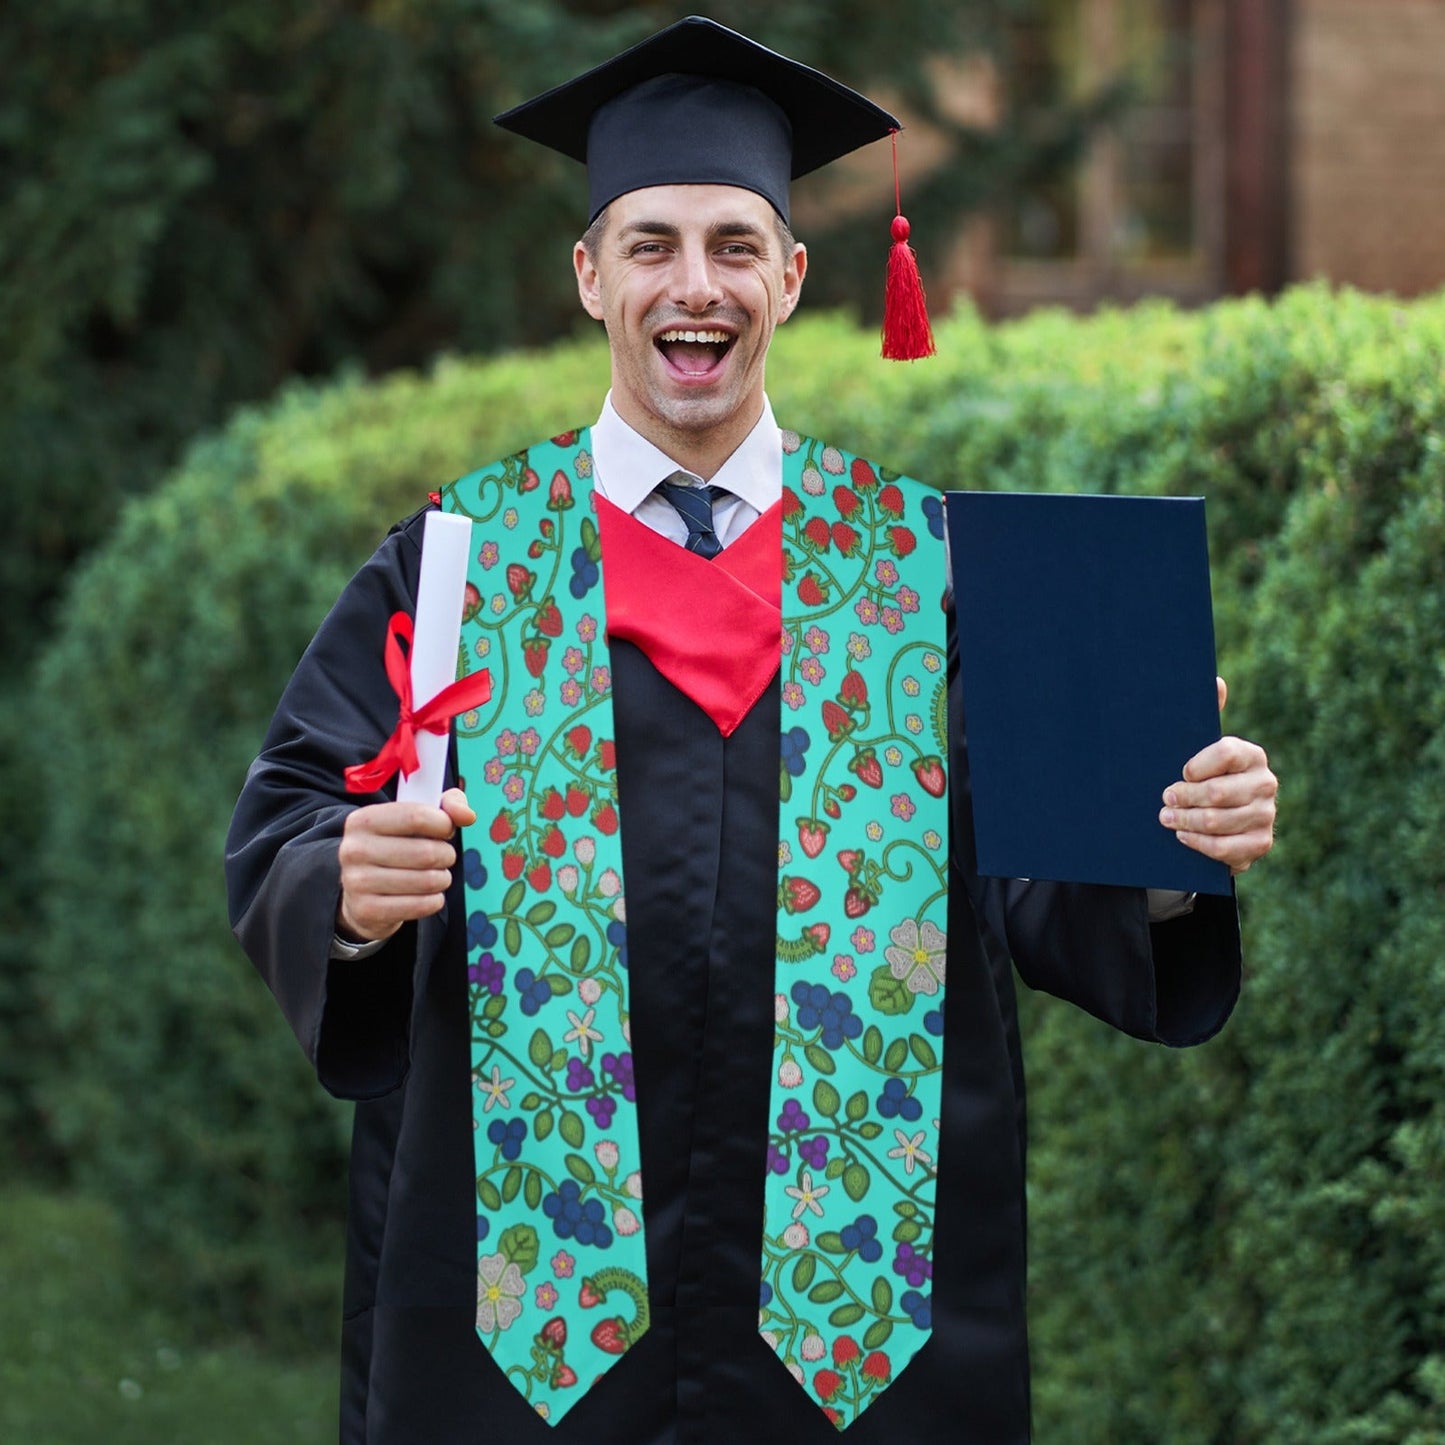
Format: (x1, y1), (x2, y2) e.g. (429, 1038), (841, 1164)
(598, 868), (621, 897)
(613, 1206), (641, 1236)
(624, 1171), (644, 1200)
(787, 1361), (805, 1385)
(887, 1128), (933, 1176)
(556, 864), (580, 895)
(778, 1058), (803, 1089)
(476, 1252), (525, 1334)
(476, 1065), (515, 1114)
(782, 1222), (811, 1250)
(884, 918), (948, 996)
(774, 992), (790, 1024)
(785, 1170), (830, 1220)
(594, 1139), (620, 1171)
(574, 836), (596, 866)
(564, 1007), (604, 1057)
(800, 1332), (826, 1361)
(578, 977), (602, 1006)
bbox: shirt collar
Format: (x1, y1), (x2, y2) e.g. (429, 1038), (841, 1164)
(590, 393), (782, 515)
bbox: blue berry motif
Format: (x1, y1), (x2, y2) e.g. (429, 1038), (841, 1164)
(780, 726), (811, 778)
(901, 1288), (933, 1330)
(839, 1214), (883, 1263)
(569, 546), (599, 599)
(921, 492), (946, 540)
(792, 982), (863, 1049)
(514, 967), (552, 1016)
(606, 918), (629, 970)
(542, 1180), (613, 1248)
(463, 849), (487, 889)
(877, 1076), (923, 1121)
(487, 1117), (526, 1162)
(924, 1004), (944, 1037)
(468, 909), (499, 951)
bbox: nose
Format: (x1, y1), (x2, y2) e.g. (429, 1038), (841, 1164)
(672, 242), (723, 314)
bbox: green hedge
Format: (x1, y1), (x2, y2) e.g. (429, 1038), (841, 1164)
(27, 286), (1445, 1439)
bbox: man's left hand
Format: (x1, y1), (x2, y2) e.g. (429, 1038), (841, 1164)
(1160, 677), (1278, 874)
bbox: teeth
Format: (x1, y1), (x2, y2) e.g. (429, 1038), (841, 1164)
(657, 329), (730, 344)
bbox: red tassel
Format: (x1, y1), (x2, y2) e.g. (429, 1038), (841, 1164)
(881, 131), (935, 361)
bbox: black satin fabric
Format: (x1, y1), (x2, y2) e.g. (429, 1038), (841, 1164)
(226, 507), (1242, 1445)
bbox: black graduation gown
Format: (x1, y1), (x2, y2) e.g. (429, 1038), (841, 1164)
(226, 507), (1241, 1445)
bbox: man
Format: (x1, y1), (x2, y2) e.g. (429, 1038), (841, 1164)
(226, 17), (1277, 1444)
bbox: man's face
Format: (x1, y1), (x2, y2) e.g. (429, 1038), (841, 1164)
(574, 184), (806, 465)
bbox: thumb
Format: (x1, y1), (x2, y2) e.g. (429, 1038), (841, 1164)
(440, 787), (477, 829)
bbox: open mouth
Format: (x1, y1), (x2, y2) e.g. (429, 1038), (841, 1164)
(655, 328), (734, 377)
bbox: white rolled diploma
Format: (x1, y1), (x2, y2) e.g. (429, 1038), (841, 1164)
(396, 510), (475, 805)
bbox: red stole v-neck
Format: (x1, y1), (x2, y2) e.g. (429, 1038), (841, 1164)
(597, 495), (783, 737)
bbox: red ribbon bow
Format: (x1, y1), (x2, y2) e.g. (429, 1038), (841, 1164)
(344, 611), (493, 794)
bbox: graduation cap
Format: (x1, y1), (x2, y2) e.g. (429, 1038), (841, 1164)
(495, 14), (935, 359)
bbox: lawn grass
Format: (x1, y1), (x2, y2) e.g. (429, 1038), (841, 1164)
(0, 1188), (336, 1444)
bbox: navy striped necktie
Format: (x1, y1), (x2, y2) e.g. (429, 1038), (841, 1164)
(656, 475), (727, 559)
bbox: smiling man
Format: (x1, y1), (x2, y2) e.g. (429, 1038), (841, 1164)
(226, 16), (1277, 1445)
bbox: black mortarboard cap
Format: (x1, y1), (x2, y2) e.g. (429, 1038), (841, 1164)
(493, 15), (901, 225)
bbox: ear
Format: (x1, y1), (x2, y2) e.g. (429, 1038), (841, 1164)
(777, 242), (807, 324)
(575, 240), (605, 321)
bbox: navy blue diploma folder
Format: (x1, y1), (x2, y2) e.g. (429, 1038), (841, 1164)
(946, 491), (1231, 896)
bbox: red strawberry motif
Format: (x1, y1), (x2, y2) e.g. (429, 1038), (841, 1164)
(844, 886), (873, 918)
(878, 483), (905, 518)
(833, 485), (862, 519)
(463, 582), (481, 622)
(591, 1317), (629, 1355)
(836, 849), (863, 874)
(523, 638), (549, 677)
(862, 1350), (892, 1381)
(565, 785), (590, 817)
(551, 1364), (578, 1388)
(803, 517), (831, 552)
(889, 525), (918, 558)
(831, 521), (861, 557)
(527, 860), (552, 892)
(578, 1280), (603, 1308)
(852, 749), (883, 789)
(527, 540), (544, 559)
(833, 1336), (861, 1367)
(797, 573), (830, 607)
(536, 600), (563, 636)
(850, 457), (878, 490)
(540, 1318), (567, 1349)
(821, 700), (853, 741)
(840, 670), (869, 708)
(784, 876), (822, 913)
(540, 518), (555, 538)
(804, 923), (831, 951)
(501, 849), (525, 880)
(814, 1368), (843, 1401)
(798, 820), (829, 858)
(539, 788), (566, 821)
(823, 797), (841, 819)
(489, 811), (514, 843)
(781, 486), (804, 519)
(506, 563), (534, 599)
(550, 430), (578, 447)
(541, 826), (566, 858)
(598, 740), (617, 771)
(837, 783), (857, 802)
(519, 467), (541, 493)
(913, 755), (946, 798)
(593, 802), (619, 835)
(567, 725), (592, 758)
(548, 470), (574, 509)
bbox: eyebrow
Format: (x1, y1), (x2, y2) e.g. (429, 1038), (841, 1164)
(618, 219), (771, 246)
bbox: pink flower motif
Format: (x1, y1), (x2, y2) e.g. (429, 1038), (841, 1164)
(560, 679), (582, 707)
(577, 615), (598, 642)
(890, 792), (916, 822)
(851, 925), (876, 953)
(780, 628), (795, 655)
(480, 541), (500, 570)
(803, 625), (829, 654)
(574, 449), (593, 478)
(832, 954), (857, 983)
(799, 656), (825, 686)
(591, 666), (611, 694)
(496, 730), (518, 756)
(563, 646), (586, 675)
(524, 688), (545, 716)
(503, 775), (525, 802)
(882, 606), (905, 634)
(875, 559), (899, 587)
(551, 1251), (575, 1279)
(897, 585), (920, 613)
(855, 597), (880, 626)
(535, 1282), (559, 1310)
(483, 757), (505, 784)
(519, 728), (540, 756)
(782, 682), (805, 711)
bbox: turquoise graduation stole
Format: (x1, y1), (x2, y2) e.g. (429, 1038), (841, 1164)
(443, 428), (948, 1429)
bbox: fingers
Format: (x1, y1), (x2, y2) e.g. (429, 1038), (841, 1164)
(1160, 734), (1278, 875)
(336, 799), (467, 943)
(1216, 675), (1228, 713)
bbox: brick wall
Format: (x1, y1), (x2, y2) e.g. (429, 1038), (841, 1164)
(1292, 0), (1445, 296)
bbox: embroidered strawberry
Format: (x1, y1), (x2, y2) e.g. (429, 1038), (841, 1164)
(889, 525), (918, 558)
(598, 740), (617, 771)
(565, 785), (590, 817)
(489, 810), (514, 843)
(527, 860), (552, 892)
(803, 517), (831, 552)
(837, 783), (857, 802)
(506, 563), (535, 599)
(592, 801), (619, 835)
(840, 670), (869, 708)
(527, 539), (545, 559)
(463, 582), (482, 622)
(796, 572), (830, 607)
(578, 1279), (603, 1308)
(540, 1318), (567, 1350)
(823, 797), (841, 819)
(541, 826), (566, 858)
(550, 430), (578, 447)
(536, 599), (564, 636)
(831, 521), (861, 557)
(590, 1317), (629, 1355)
(833, 485), (862, 519)
(566, 725), (592, 759)
(519, 467), (541, 493)
(821, 700), (853, 741)
(551, 1364), (578, 1388)
(850, 457), (878, 490)
(783, 876), (822, 913)
(798, 819), (829, 858)
(804, 923), (831, 952)
(781, 485), (804, 519)
(833, 1336), (861, 1367)
(836, 849), (863, 874)
(851, 748), (884, 789)
(540, 518), (555, 539)
(813, 1368), (843, 1401)
(501, 849), (525, 881)
(523, 638), (550, 677)
(862, 1351), (892, 1382)
(912, 755), (946, 798)
(877, 483), (905, 519)
(539, 788), (566, 821)
(548, 470), (574, 509)
(843, 886), (873, 919)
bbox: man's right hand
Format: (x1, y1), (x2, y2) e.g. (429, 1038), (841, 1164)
(336, 787), (476, 943)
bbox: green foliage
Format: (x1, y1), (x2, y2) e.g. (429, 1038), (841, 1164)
(26, 286), (1445, 1445)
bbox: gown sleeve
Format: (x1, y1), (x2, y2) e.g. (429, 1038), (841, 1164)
(945, 604), (1242, 1048)
(225, 508), (438, 1099)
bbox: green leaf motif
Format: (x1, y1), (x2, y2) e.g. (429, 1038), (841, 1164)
(550, 1049), (568, 1073)
(863, 1319), (894, 1350)
(534, 1109), (554, 1142)
(804, 1043), (837, 1075)
(503, 919), (523, 956)
(816, 1231), (847, 1255)
(559, 1110), (585, 1148)
(792, 1255), (817, 1292)
(824, 1158), (846, 1181)
(526, 901), (557, 926)
(931, 677), (949, 756)
(862, 1025), (883, 1065)
(524, 1171), (543, 1210)
(808, 1279), (845, 1304)
(845, 1090), (870, 1122)
(829, 1303), (866, 1327)
(871, 1277), (893, 1314)
(883, 1038), (909, 1074)
(842, 1162), (871, 1202)
(909, 1034), (938, 1070)
(546, 975), (572, 997)
(892, 1219), (922, 1244)
(501, 1166), (522, 1203)
(869, 965), (914, 1018)
(858, 1122), (884, 1140)
(528, 1029), (553, 1068)
(813, 1080), (841, 1117)
(478, 1178), (502, 1211)
(520, 1092), (542, 1111)
(544, 923), (575, 948)
(893, 1200), (918, 1218)
(565, 1153), (594, 1185)
(482, 993), (507, 1021)
(498, 1224), (539, 1274)
(569, 936), (591, 973)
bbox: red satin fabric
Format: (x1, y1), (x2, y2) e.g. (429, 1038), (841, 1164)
(598, 497), (783, 737)
(344, 612), (493, 793)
